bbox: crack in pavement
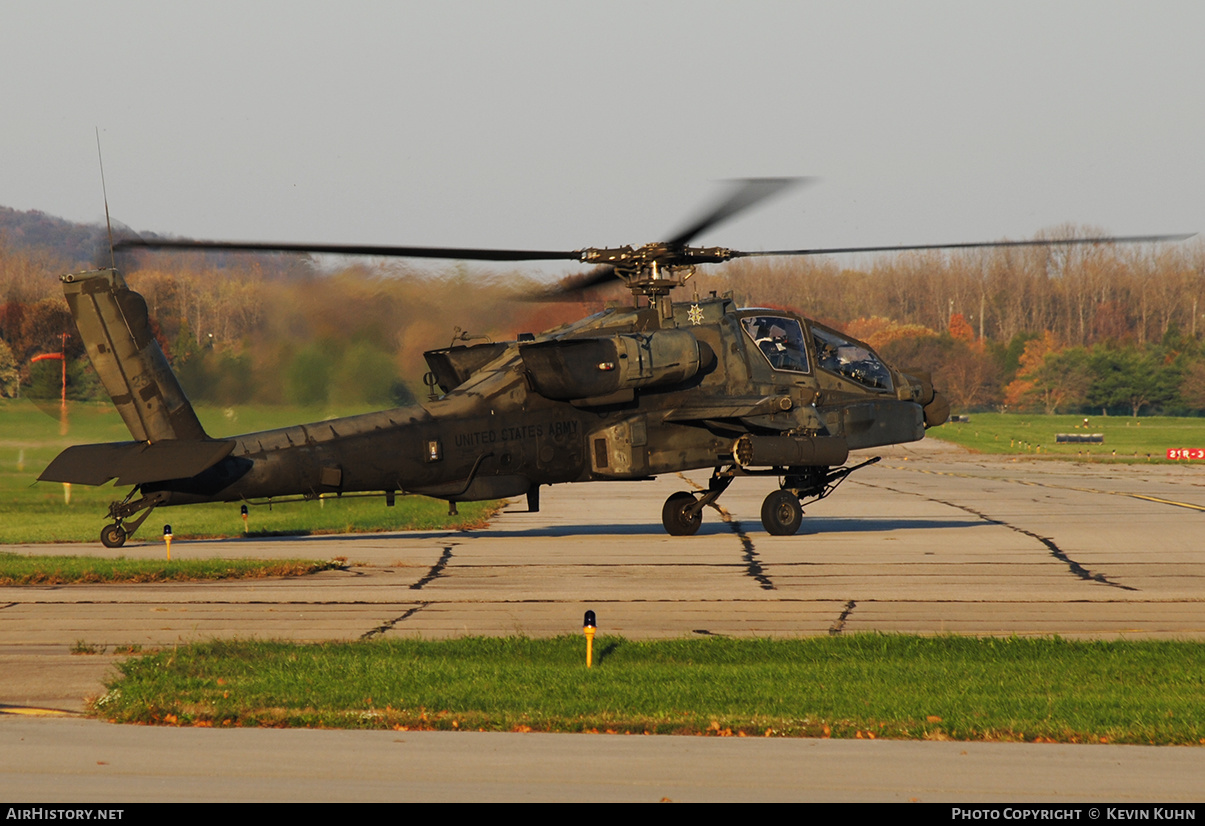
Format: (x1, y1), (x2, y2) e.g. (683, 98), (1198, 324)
(678, 474), (775, 590)
(881, 463), (1205, 512)
(935, 498), (1137, 591)
(728, 515), (775, 591)
(410, 546), (454, 591)
(360, 603), (428, 640)
(829, 600), (856, 635)
(859, 480), (1137, 591)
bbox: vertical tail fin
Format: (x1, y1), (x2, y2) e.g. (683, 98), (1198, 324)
(62, 268), (208, 442)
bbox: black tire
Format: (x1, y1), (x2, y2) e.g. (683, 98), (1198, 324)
(761, 490), (803, 536)
(100, 524), (127, 548)
(661, 491), (702, 536)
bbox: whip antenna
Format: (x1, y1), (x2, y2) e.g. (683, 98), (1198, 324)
(95, 127), (115, 270)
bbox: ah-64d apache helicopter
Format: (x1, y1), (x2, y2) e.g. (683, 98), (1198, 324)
(39, 179), (1186, 546)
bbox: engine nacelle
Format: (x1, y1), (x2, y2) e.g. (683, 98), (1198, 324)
(520, 330), (703, 402)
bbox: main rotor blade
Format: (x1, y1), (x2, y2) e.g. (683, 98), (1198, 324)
(664, 178), (808, 249)
(733, 233), (1196, 259)
(530, 264), (618, 301)
(112, 238), (582, 262)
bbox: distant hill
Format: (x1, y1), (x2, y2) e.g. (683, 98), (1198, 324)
(0, 206), (106, 266)
(0, 206), (321, 279)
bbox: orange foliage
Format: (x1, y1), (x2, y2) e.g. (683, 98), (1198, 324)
(843, 317), (939, 351)
(1002, 331), (1057, 407)
(948, 313), (974, 344)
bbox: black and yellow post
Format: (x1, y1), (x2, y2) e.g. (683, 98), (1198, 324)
(241, 503), (249, 534)
(163, 524), (172, 561)
(583, 610), (596, 668)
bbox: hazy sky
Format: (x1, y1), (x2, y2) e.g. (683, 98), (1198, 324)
(3, 1), (1202, 275)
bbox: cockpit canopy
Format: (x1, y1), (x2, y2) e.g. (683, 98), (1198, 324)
(741, 315), (810, 373)
(740, 312), (893, 391)
(810, 324), (893, 391)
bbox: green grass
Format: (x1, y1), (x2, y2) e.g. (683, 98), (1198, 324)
(930, 412), (1205, 462)
(91, 635), (1205, 744)
(0, 553), (340, 584)
(0, 399), (500, 543)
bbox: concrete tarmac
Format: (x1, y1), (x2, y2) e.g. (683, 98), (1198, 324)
(2, 438), (1204, 801)
(5, 716), (1205, 803)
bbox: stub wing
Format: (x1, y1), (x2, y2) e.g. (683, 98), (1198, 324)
(661, 395), (797, 424)
(661, 395), (823, 433)
(39, 439), (236, 487)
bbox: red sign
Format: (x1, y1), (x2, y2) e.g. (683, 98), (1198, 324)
(1166, 448), (1205, 460)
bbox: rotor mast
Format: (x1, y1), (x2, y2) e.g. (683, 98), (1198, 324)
(578, 244), (735, 321)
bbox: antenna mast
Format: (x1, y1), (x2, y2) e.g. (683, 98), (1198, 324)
(95, 127), (115, 270)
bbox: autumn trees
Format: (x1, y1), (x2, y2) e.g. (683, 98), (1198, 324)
(3, 213), (1205, 415)
(692, 232), (1205, 415)
(0, 236), (583, 408)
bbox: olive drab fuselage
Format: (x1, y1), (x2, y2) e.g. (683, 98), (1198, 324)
(40, 268), (948, 543)
(156, 296), (935, 502)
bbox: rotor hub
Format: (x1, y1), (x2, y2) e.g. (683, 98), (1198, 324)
(579, 244), (733, 297)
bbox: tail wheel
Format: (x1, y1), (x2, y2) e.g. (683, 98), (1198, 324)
(100, 524), (127, 548)
(662, 491), (702, 536)
(761, 490), (803, 536)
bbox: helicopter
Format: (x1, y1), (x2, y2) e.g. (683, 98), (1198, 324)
(38, 179), (1189, 546)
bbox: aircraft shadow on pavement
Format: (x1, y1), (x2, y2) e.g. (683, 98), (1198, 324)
(180, 516), (983, 543)
(473, 517), (986, 538)
(798, 517), (985, 535)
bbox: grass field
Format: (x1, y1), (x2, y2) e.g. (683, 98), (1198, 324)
(928, 412), (1205, 462)
(92, 635), (1205, 744)
(0, 398), (498, 544)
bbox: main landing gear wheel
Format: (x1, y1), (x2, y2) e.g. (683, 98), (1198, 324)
(100, 524), (127, 549)
(761, 490), (803, 536)
(662, 491), (702, 536)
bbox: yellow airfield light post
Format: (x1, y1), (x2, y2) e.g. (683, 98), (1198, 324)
(583, 610), (596, 668)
